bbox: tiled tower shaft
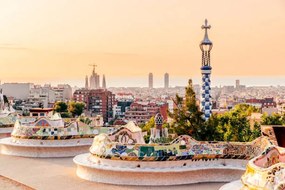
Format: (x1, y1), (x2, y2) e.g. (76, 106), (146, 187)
(200, 19), (213, 120)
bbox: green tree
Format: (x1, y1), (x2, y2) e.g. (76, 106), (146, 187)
(60, 112), (72, 118)
(78, 115), (92, 125)
(68, 101), (85, 117)
(252, 122), (261, 139)
(168, 79), (205, 140)
(217, 104), (261, 142)
(219, 112), (252, 142)
(233, 104), (260, 115)
(141, 116), (155, 134)
(53, 101), (68, 113)
(199, 113), (223, 141)
(261, 113), (284, 125)
(140, 117), (155, 143)
(22, 109), (30, 116)
(167, 79), (262, 142)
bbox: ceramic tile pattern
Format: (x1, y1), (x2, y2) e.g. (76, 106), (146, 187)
(11, 118), (100, 140)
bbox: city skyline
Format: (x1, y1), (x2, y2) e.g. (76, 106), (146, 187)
(3, 75), (285, 88)
(0, 0), (284, 86)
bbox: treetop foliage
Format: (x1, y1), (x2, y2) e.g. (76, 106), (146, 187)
(53, 101), (85, 118)
(168, 79), (262, 142)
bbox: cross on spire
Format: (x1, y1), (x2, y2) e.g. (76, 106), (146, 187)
(201, 19), (211, 31)
(201, 19), (212, 45)
(89, 64), (97, 74)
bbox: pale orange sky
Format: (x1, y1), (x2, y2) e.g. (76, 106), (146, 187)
(0, 0), (285, 86)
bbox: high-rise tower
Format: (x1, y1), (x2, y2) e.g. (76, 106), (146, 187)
(236, 79), (240, 89)
(164, 73), (169, 89)
(148, 73), (153, 88)
(85, 75), (89, 89)
(200, 19), (213, 120)
(102, 75), (106, 89)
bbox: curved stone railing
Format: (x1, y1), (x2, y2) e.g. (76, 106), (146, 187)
(74, 153), (248, 185)
(0, 119), (98, 157)
(74, 134), (274, 185)
(0, 115), (101, 157)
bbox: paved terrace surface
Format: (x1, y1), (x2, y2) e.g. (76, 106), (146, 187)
(0, 154), (227, 190)
(0, 175), (33, 190)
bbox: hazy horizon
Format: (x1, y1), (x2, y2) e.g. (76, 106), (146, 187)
(1, 75), (285, 88)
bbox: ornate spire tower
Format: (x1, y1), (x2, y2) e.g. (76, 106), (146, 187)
(200, 19), (213, 120)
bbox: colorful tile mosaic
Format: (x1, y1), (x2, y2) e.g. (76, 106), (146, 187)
(11, 115), (101, 140)
(241, 146), (285, 190)
(89, 132), (273, 162)
(0, 113), (18, 128)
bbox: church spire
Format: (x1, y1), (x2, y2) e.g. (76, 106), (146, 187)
(200, 19), (213, 67)
(200, 19), (212, 46)
(89, 64), (100, 89)
(89, 64), (97, 76)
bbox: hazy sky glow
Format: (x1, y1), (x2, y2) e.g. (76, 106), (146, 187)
(0, 0), (285, 87)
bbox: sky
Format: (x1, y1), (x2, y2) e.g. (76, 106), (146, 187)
(0, 0), (285, 87)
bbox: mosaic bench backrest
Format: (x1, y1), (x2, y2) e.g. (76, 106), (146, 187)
(11, 120), (100, 139)
(108, 127), (145, 144)
(0, 113), (18, 127)
(262, 125), (279, 146)
(219, 136), (273, 160)
(241, 146), (285, 190)
(0, 117), (14, 127)
(89, 134), (272, 161)
(253, 146), (285, 168)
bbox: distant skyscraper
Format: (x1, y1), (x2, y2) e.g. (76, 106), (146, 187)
(85, 75), (89, 89)
(164, 73), (169, 89)
(102, 75), (106, 89)
(200, 19), (213, 120)
(236, 79), (240, 89)
(148, 73), (153, 88)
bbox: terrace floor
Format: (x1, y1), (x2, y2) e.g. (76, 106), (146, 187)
(0, 154), (227, 190)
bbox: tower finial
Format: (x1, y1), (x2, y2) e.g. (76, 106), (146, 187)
(89, 64), (97, 75)
(201, 19), (212, 45)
